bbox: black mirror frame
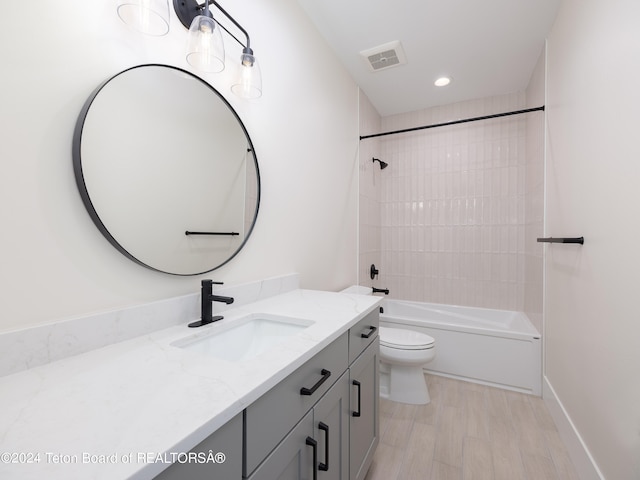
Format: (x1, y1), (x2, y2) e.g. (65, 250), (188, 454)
(72, 64), (261, 276)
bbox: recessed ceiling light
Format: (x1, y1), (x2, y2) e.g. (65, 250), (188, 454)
(434, 76), (452, 87)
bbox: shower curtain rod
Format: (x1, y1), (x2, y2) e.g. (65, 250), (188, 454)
(359, 105), (545, 140)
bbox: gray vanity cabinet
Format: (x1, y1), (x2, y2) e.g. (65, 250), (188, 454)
(154, 413), (242, 480)
(314, 371), (350, 480)
(347, 309), (379, 480)
(247, 372), (350, 480)
(349, 340), (379, 480)
(246, 309), (379, 480)
(155, 308), (379, 480)
(244, 334), (349, 477)
(245, 409), (314, 480)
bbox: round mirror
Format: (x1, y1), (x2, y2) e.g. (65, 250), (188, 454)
(73, 64), (260, 275)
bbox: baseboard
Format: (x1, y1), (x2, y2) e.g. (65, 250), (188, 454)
(543, 376), (605, 480)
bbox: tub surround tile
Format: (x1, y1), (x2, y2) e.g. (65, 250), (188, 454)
(0, 276), (381, 480)
(359, 91), (544, 315)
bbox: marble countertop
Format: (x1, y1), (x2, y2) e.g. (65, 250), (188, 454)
(0, 289), (381, 480)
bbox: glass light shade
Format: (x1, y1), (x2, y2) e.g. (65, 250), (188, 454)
(117, 0), (170, 36)
(186, 15), (225, 73)
(231, 52), (262, 99)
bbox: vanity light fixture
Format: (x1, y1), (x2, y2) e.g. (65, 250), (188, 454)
(117, 0), (170, 36)
(116, 0), (262, 98)
(173, 0), (262, 98)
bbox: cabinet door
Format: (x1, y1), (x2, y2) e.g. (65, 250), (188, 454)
(349, 339), (379, 480)
(247, 410), (314, 480)
(245, 334), (348, 476)
(154, 414), (242, 480)
(313, 371), (350, 480)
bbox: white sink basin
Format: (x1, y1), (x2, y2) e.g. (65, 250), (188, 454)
(172, 313), (314, 362)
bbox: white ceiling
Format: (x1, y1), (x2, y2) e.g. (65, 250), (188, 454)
(297, 0), (561, 117)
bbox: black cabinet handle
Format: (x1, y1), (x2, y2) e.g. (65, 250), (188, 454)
(360, 326), (377, 338)
(306, 436), (318, 480)
(352, 380), (361, 417)
(300, 369), (331, 396)
(318, 422), (329, 471)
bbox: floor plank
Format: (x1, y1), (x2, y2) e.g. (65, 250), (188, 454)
(366, 374), (579, 480)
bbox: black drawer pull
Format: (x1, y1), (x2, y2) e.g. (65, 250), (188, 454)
(318, 422), (329, 471)
(306, 436), (318, 480)
(360, 326), (377, 338)
(352, 380), (361, 417)
(300, 369), (331, 396)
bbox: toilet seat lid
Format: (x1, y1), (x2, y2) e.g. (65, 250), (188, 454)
(379, 326), (435, 350)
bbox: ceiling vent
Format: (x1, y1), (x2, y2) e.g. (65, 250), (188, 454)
(360, 40), (407, 72)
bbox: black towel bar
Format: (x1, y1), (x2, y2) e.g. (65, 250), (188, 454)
(537, 237), (584, 245)
(185, 231), (240, 236)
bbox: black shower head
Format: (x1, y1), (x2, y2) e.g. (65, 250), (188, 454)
(372, 157), (388, 170)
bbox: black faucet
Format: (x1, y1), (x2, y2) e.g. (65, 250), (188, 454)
(372, 287), (389, 295)
(188, 279), (235, 328)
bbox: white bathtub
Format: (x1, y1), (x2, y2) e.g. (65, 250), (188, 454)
(380, 299), (542, 395)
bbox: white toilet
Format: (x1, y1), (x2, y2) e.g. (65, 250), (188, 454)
(379, 326), (436, 405)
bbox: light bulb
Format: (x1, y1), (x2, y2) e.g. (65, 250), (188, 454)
(232, 49), (262, 99)
(186, 15), (225, 73)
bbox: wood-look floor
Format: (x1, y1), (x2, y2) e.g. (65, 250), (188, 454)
(365, 374), (580, 480)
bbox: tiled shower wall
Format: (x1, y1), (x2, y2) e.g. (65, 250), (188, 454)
(359, 91), (544, 314)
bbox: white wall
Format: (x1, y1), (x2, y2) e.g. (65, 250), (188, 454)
(545, 1), (640, 478)
(0, 0), (359, 333)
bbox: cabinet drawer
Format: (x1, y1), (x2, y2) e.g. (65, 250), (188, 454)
(348, 309), (379, 364)
(244, 333), (348, 476)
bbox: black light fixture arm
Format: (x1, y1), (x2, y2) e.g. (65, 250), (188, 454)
(173, 0), (251, 50)
(210, 0), (252, 50)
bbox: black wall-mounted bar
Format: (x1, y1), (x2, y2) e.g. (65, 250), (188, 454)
(185, 231), (240, 236)
(537, 237), (584, 245)
(359, 106), (545, 140)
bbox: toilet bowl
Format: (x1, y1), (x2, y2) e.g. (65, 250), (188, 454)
(379, 326), (435, 405)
